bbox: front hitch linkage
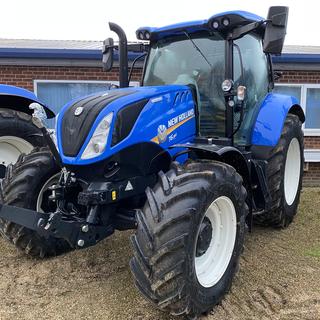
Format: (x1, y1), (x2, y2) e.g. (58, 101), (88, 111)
(0, 203), (113, 249)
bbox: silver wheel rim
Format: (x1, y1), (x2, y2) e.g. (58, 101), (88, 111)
(195, 196), (237, 288)
(0, 136), (34, 166)
(36, 173), (60, 212)
(284, 138), (301, 206)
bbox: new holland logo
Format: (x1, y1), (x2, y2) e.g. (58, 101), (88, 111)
(151, 108), (195, 144)
(74, 106), (84, 116)
(157, 124), (168, 143)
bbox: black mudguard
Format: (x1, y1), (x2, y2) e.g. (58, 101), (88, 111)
(0, 84), (55, 118)
(172, 142), (251, 183)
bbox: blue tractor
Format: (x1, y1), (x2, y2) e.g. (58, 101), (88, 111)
(0, 6), (304, 318)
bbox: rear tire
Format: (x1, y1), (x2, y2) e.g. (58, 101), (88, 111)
(0, 108), (45, 178)
(130, 160), (248, 318)
(254, 114), (304, 228)
(0, 147), (71, 258)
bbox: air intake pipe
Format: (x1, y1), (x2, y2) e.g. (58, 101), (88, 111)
(109, 22), (129, 88)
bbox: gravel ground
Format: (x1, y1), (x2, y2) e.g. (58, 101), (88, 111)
(0, 188), (319, 320)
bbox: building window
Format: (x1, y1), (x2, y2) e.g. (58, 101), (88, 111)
(274, 84), (320, 136)
(273, 84), (302, 104)
(305, 88), (320, 129)
(34, 80), (139, 127)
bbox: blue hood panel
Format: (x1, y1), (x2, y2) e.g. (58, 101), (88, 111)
(57, 85), (197, 165)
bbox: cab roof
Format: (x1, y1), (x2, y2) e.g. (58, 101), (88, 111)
(136, 10), (264, 41)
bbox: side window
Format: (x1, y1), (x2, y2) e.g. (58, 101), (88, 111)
(234, 34), (269, 144)
(234, 34), (269, 106)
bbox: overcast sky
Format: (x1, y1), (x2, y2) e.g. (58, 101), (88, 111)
(0, 0), (318, 46)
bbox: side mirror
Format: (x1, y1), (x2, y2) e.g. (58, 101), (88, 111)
(263, 6), (289, 55)
(102, 38), (114, 71)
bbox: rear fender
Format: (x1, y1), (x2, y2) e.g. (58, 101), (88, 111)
(0, 84), (55, 118)
(251, 93), (305, 147)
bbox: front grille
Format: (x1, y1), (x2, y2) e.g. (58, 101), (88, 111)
(61, 90), (136, 157)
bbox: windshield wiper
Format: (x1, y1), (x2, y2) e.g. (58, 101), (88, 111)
(183, 31), (213, 68)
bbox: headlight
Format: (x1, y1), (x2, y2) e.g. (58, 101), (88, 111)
(81, 112), (113, 160)
(221, 79), (233, 92)
(144, 31), (151, 40)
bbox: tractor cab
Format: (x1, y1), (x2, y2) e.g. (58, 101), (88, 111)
(138, 9), (287, 145)
(104, 7), (289, 146)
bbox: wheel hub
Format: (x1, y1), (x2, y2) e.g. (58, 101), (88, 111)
(195, 196), (237, 288)
(0, 136), (34, 178)
(284, 137), (301, 206)
(196, 217), (212, 257)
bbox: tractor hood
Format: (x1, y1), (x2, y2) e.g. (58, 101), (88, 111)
(56, 85), (196, 165)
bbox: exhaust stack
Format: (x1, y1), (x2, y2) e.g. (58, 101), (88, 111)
(109, 22), (129, 88)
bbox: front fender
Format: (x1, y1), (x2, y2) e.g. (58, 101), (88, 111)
(251, 93), (304, 147)
(172, 142), (250, 186)
(0, 84), (54, 118)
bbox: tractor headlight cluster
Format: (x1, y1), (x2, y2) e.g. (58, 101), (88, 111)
(211, 20), (219, 29)
(137, 30), (151, 40)
(222, 18), (230, 26)
(209, 16), (232, 31)
(81, 112), (113, 160)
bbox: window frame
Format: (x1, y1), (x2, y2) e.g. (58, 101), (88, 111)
(34, 79), (140, 96)
(305, 149), (320, 162)
(274, 83), (320, 136)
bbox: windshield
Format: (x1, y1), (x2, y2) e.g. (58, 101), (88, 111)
(143, 33), (226, 137)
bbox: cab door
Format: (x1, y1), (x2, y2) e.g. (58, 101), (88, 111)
(233, 34), (270, 145)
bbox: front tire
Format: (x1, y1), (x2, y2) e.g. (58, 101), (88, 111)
(130, 161), (248, 318)
(0, 147), (71, 258)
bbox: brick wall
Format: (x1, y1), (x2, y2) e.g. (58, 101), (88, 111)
(305, 137), (320, 149)
(303, 163), (320, 187)
(303, 136), (320, 187)
(0, 64), (318, 185)
(278, 70), (320, 84)
(277, 69), (320, 186)
(0, 65), (143, 91)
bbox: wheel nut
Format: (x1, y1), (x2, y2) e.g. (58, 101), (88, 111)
(81, 225), (89, 233)
(77, 239), (85, 247)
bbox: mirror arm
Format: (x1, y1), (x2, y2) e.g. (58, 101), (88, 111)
(230, 20), (265, 41)
(128, 52), (147, 83)
(102, 44), (116, 54)
(273, 71), (283, 81)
